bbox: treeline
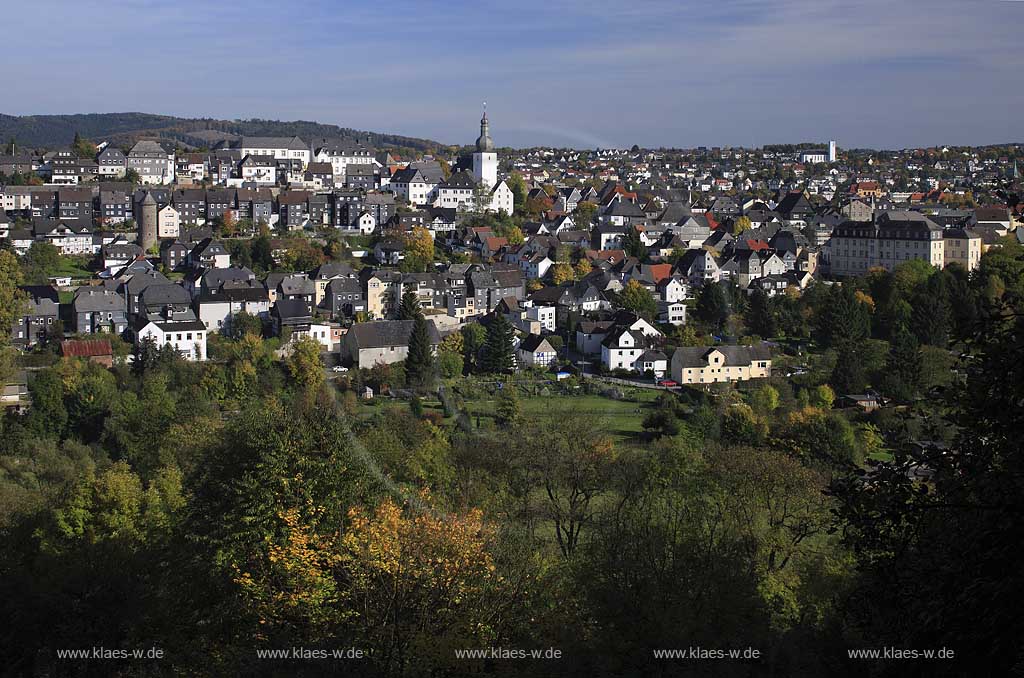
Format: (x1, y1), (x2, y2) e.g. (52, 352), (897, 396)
(0, 239), (1022, 675)
(0, 112), (441, 154)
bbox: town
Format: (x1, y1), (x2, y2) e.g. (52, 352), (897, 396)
(1, 111), (1022, 677)
(2, 117), (1018, 382)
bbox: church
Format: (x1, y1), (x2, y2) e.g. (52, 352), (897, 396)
(434, 110), (514, 215)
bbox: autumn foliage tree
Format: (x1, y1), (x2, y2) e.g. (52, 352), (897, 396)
(402, 226), (434, 273)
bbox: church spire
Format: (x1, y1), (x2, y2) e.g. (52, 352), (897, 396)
(476, 104), (494, 153)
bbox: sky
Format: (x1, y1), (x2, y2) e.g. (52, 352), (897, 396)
(4, 0), (1023, 149)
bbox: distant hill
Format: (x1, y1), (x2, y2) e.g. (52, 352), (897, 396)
(0, 112), (444, 155)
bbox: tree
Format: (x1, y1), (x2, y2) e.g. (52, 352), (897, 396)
(746, 287), (777, 338)
(506, 225), (524, 245)
(286, 336), (324, 392)
(436, 332), (464, 379)
(219, 211), (237, 237)
(750, 384), (780, 416)
(507, 172), (528, 212)
(731, 215), (752, 236)
(461, 323), (486, 374)
(405, 312), (435, 389)
(911, 275), (952, 347)
(573, 201), (597, 229)
(833, 296), (1024, 672)
(695, 282), (730, 332)
(494, 385), (522, 428)
(830, 345), (867, 395)
(550, 262), (574, 286)
(622, 226), (645, 259)
(398, 288), (420, 321)
(818, 285), (870, 348)
(123, 167), (141, 184)
(881, 324), (921, 401)
(228, 311), (263, 339)
(0, 250), (26, 343)
(574, 258), (592, 280)
(809, 384), (835, 409)
(402, 226), (434, 273)
(21, 241), (61, 284)
(617, 279), (657, 319)
(480, 314), (515, 374)
(341, 494), (504, 673)
(185, 398), (377, 647)
(72, 132), (97, 159)
(509, 410), (616, 557)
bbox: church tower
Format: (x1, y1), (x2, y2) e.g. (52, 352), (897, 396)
(472, 108), (498, 189)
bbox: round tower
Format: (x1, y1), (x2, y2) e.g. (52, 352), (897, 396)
(139, 190), (158, 252)
(472, 107), (498, 189)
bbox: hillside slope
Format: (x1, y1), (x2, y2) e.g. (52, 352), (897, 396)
(0, 112), (443, 154)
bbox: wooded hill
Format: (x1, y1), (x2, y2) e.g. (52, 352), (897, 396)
(0, 112), (443, 155)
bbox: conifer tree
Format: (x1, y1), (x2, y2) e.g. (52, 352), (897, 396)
(405, 312), (435, 389)
(481, 314), (516, 374)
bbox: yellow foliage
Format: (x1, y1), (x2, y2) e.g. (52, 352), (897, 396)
(854, 290), (875, 313)
(234, 506), (346, 638)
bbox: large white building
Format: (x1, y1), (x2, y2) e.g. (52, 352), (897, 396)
(313, 143), (376, 180)
(830, 211), (945, 276)
(237, 137), (310, 166)
(127, 140), (174, 185)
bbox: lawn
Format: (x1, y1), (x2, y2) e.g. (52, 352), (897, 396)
(49, 257), (93, 280)
(357, 386), (662, 444)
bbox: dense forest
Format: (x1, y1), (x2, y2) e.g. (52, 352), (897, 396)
(0, 113), (442, 155)
(0, 238), (1023, 677)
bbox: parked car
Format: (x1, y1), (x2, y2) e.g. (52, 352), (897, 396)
(657, 378), (678, 387)
(332, 365), (348, 373)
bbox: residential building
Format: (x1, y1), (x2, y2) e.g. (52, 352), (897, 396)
(670, 344), (772, 384)
(339, 319), (441, 368)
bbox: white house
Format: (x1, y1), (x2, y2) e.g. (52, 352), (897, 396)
(194, 286), (271, 333)
(601, 327), (651, 372)
(526, 304), (556, 333)
(636, 350), (669, 378)
(158, 204), (180, 239)
(657, 300), (687, 326)
(516, 334), (557, 369)
(136, 319), (207, 361)
(238, 137), (310, 166)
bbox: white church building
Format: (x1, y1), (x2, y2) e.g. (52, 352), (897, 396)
(432, 111), (514, 215)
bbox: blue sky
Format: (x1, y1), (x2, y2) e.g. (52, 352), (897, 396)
(5, 0), (1022, 149)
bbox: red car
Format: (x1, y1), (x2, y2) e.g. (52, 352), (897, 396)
(657, 379), (678, 387)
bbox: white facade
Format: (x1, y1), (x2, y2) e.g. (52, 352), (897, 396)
(196, 298), (271, 332)
(526, 305), (556, 332)
(473, 151), (498, 189)
(137, 322), (207, 361)
(158, 205), (180, 239)
(357, 212), (377, 235)
(488, 181), (514, 215)
(239, 138), (310, 166)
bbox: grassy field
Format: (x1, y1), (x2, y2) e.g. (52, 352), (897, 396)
(357, 385), (662, 444)
(49, 257), (93, 280)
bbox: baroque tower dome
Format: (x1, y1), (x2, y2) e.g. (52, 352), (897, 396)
(475, 111), (494, 153)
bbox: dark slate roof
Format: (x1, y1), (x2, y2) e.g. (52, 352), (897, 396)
(346, 319), (440, 349)
(441, 170), (477, 190)
(311, 261), (355, 279)
(519, 334), (554, 353)
(672, 344), (772, 368)
(605, 200), (646, 218)
(141, 283), (191, 307)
